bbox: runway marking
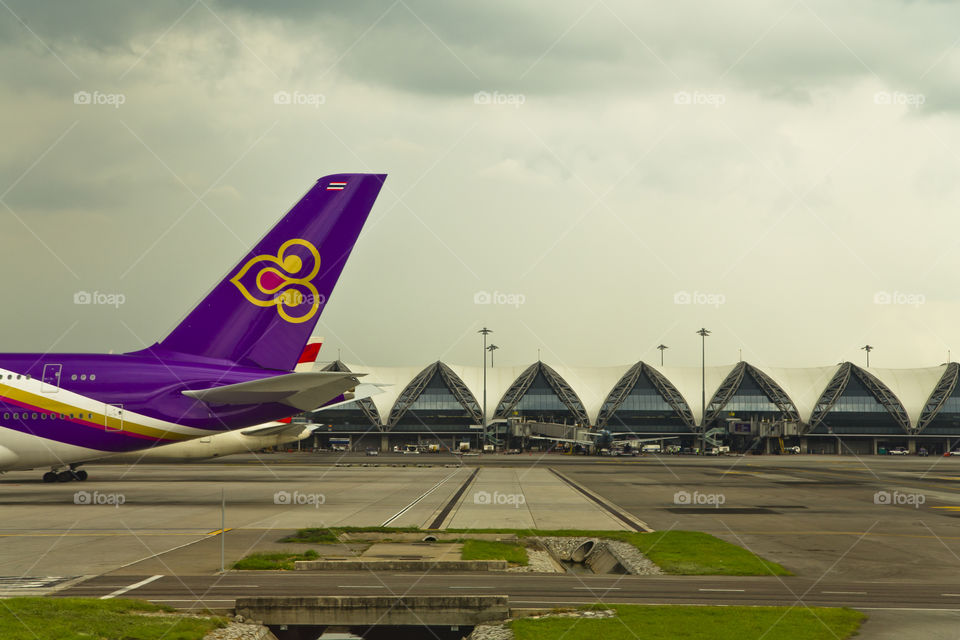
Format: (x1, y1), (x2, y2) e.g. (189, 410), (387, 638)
(0, 533), (207, 537)
(100, 574), (163, 600)
(728, 531), (960, 541)
(574, 587), (621, 591)
(381, 467), (464, 527)
(338, 585), (385, 589)
(698, 588), (745, 592)
(151, 599), (235, 602)
(427, 467), (480, 529)
(450, 586), (493, 589)
(822, 591), (867, 595)
(210, 585), (259, 588)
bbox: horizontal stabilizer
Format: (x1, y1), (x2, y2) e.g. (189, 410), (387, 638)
(240, 422), (307, 437)
(183, 371), (364, 412)
(316, 382), (389, 411)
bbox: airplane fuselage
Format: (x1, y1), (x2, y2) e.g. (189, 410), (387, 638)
(0, 351), (295, 471)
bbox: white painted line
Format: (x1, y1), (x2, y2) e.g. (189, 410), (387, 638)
(152, 599), (235, 603)
(210, 585), (260, 588)
(574, 587), (621, 591)
(698, 588), (745, 592)
(338, 585), (385, 589)
(822, 591), (867, 595)
(381, 467), (463, 526)
(100, 575), (163, 600)
(449, 586), (493, 589)
(941, 593), (960, 597)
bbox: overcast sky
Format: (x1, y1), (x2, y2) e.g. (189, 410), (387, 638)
(2, 0), (960, 370)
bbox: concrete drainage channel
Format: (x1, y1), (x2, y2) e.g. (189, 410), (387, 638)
(539, 536), (663, 576)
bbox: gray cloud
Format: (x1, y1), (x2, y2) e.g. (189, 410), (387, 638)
(1, 0), (960, 369)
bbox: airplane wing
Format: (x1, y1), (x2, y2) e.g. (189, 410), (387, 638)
(183, 371), (365, 412)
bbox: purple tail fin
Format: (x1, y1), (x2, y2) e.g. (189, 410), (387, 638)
(149, 173), (386, 371)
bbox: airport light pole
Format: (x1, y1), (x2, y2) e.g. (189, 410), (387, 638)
(697, 328), (711, 455)
(657, 344), (668, 366)
(861, 344), (873, 367)
(479, 327), (493, 448)
(487, 344), (499, 368)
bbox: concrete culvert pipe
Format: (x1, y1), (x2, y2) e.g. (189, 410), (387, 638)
(422, 535), (438, 542)
(571, 539), (598, 563)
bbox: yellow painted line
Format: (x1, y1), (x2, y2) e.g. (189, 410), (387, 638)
(0, 382), (193, 442)
(931, 506), (960, 511)
(206, 528), (234, 535)
(730, 530), (960, 541)
(0, 532), (207, 537)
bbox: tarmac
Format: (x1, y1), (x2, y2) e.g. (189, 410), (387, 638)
(2, 451), (960, 638)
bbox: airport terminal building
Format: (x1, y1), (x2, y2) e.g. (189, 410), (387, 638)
(305, 359), (960, 455)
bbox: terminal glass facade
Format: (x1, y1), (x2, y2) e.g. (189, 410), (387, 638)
(391, 371), (475, 433)
(508, 371), (582, 424)
(921, 383), (960, 434)
(605, 369), (690, 432)
(721, 372), (783, 418)
(813, 374), (903, 433)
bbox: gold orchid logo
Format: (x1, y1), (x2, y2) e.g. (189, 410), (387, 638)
(230, 239), (322, 324)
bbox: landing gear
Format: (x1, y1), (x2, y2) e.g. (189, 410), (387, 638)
(43, 464), (87, 483)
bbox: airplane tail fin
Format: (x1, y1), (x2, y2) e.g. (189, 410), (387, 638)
(149, 174), (385, 371)
(294, 336), (324, 373)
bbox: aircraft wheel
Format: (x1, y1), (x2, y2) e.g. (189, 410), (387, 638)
(75, 470), (88, 481)
(56, 471), (74, 482)
(42, 471), (57, 483)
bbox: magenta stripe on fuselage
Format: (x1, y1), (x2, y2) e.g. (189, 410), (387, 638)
(0, 394), (181, 453)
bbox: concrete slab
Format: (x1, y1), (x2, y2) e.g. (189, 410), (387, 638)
(360, 542), (462, 561)
(856, 609), (960, 639)
(443, 467), (629, 531)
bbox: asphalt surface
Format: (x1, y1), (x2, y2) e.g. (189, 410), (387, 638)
(3, 451), (960, 636)
(56, 572), (960, 610)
